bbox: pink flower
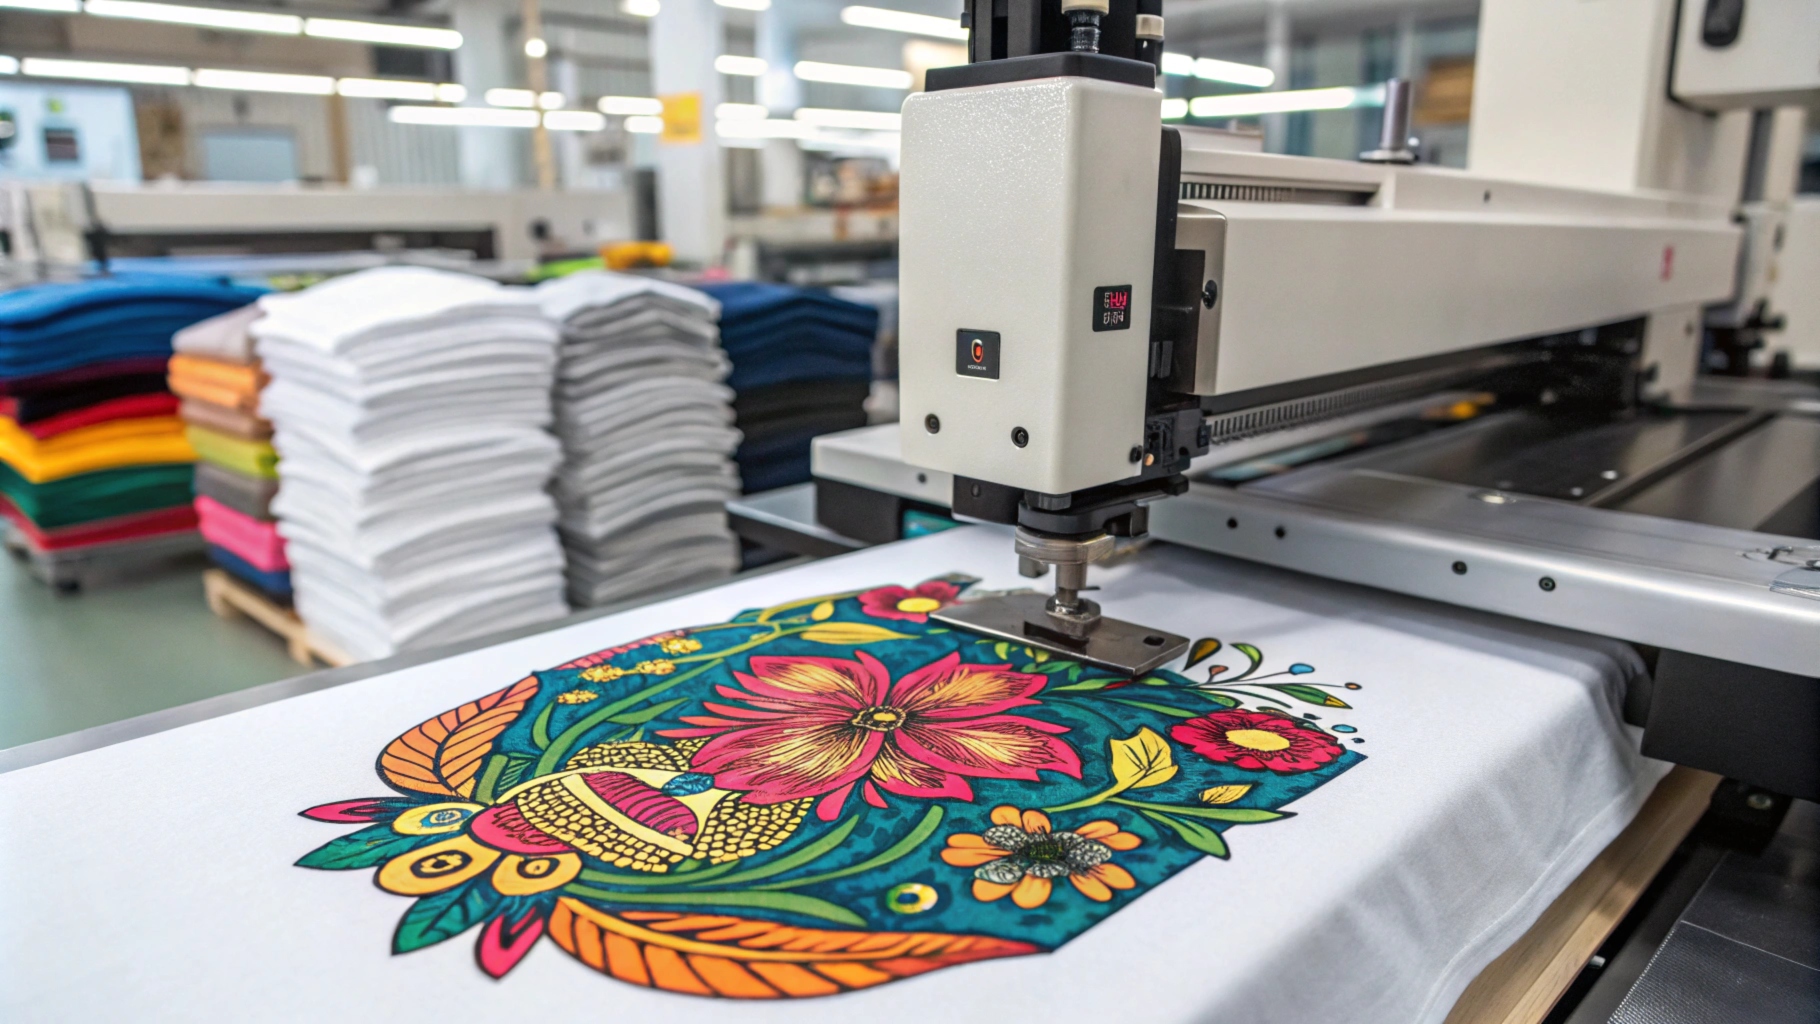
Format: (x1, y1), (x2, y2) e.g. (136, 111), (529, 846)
(1170, 709), (1343, 773)
(857, 581), (961, 623)
(662, 651), (1081, 820)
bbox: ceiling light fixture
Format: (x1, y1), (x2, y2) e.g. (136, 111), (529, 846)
(620, 0), (659, 17)
(523, 37), (548, 59)
(0, 0), (81, 12)
(389, 105), (539, 128)
(0, 56), (18, 74)
(304, 18), (461, 50)
(714, 55), (767, 76)
(83, 0), (300, 33)
(793, 60), (912, 89)
(1187, 84), (1380, 118)
(1160, 97), (1186, 120)
(623, 115), (664, 134)
(839, 6), (968, 41)
(336, 78), (441, 101)
(598, 95), (662, 116)
(793, 106), (901, 130)
(193, 67), (334, 94)
(19, 57), (190, 85)
(543, 110), (604, 131)
(714, 102), (767, 121)
(1160, 52), (1275, 88)
(713, 0), (769, 9)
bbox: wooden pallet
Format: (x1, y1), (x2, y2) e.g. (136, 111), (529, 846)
(202, 568), (353, 669)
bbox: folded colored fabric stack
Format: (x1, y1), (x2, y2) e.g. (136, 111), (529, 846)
(694, 282), (877, 492)
(170, 305), (290, 602)
(537, 271), (742, 608)
(253, 266), (567, 661)
(0, 275), (261, 559)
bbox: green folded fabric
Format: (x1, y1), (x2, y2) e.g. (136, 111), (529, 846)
(0, 461), (194, 529)
(185, 425), (279, 480)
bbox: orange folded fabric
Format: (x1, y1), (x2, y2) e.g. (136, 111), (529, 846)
(168, 353), (266, 413)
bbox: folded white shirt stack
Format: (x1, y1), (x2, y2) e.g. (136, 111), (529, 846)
(537, 270), (742, 608)
(251, 266), (568, 660)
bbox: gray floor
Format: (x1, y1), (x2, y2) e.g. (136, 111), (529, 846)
(0, 552), (304, 750)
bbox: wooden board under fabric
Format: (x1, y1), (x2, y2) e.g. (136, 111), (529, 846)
(203, 568), (351, 669)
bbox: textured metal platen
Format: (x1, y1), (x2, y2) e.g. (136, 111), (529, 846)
(933, 594), (1189, 676)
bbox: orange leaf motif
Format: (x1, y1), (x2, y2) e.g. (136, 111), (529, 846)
(548, 899), (1040, 998)
(380, 675), (540, 798)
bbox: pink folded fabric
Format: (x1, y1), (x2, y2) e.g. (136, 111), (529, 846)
(194, 494), (288, 572)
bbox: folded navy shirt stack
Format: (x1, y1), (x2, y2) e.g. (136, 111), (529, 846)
(694, 283), (876, 493)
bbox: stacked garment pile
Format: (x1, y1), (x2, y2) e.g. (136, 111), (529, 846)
(169, 306), (291, 602)
(0, 275), (261, 566)
(252, 266), (567, 661)
(695, 282), (876, 492)
(537, 271), (741, 608)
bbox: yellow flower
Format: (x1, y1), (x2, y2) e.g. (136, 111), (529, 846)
(631, 659), (676, 675)
(941, 805), (1140, 909)
(657, 637), (702, 655)
(377, 835), (499, 896)
(579, 665), (625, 683)
(556, 690), (600, 705)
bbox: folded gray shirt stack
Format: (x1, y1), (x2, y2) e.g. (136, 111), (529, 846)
(537, 270), (741, 608)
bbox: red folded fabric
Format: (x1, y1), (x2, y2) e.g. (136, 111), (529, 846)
(194, 494), (287, 572)
(14, 393), (182, 439)
(0, 493), (197, 550)
(0, 357), (172, 396)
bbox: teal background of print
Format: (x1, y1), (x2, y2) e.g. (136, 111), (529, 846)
(488, 580), (1365, 952)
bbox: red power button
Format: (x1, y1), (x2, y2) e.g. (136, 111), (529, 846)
(971, 339), (985, 363)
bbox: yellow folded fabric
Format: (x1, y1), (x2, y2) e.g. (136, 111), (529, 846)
(168, 353), (265, 412)
(0, 415), (195, 483)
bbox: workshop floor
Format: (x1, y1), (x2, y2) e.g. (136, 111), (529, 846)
(0, 554), (304, 750)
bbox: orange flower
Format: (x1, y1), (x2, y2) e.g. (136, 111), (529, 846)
(940, 805), (1140, 908)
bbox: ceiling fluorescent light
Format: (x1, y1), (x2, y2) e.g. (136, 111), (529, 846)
(304, 18), (461, 50)
(1160, 97), (1186, 120)
(839, 6), (968, 41)
(715, 102), (767, 121)
(1188, 85), (1378, 118)
(621, 0), (659, 16)
(714, 0), (769, 9)
(544, 110), (604, 131)
(1160, 52), (1195, 76)
(793, 60), (911, 89)
(0, 56), (18, 74)
(193, 68), (334, 94)
(486, 87), (536, 108)
(435, 83), (466, 103)
(793, 107), (901, 130)
(598, 95), (662, 116)
(336, 78), (440, 101)
(20, 57), (189, 85)
(623, 115), (664, 134)
(714, 55), (767, 77)
(389, 105), (538, 128)
(83, 0), (301, 34)
(523, 37), (548, 59)
(0, 0), (81, 12)
(1191, 57), (1274, 88)
(716, 118), (807, 139)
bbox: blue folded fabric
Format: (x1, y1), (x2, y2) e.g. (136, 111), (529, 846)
(207, 543), (293, 602)
(0, 274), (264, 379)
(695, 282), (876, 391)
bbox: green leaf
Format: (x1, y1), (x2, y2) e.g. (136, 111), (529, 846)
(700, 815), (860, 887)
(1109, 727), (1178, 790)
(530, 703), (556, 750)
(393, 879), (503, 953)
(1109, 698), (1199, 718)
(1140, 809), (1230, 859)
(1183, 638), (1223, 671)
(799, 622), (915, 645)
(1191, 689), (1241, 707)
(1029, 660), (1080, 676)
(1138, 675), (1171, 686)
(1265, 684), (1351, 708)
(1049, 676), (1116, 692)
(758, 806), (945, 891)
(295, 824), (423, 870)
(607, 697), (690, 725)
(1231, 642), (1264, 680)
(563, 885), (865, 926)
(1114, 798), (1287, 823)
(993, 641), (1011, 660)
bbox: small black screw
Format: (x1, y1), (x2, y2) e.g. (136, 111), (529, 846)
(1452, 561), (1467, 575)
(1201, 280), (1219, 308)
(1274, 526), (1286, 539)
(1011, 426), (1029, 448)
(916, 472), (927, 484)
(970, 483), (982, 497)
(1539, 576), (1556, 592)
(1226, 517), (1238, 529)
(1128, 446), (1143, 463)
(924, 414), (940, 434)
